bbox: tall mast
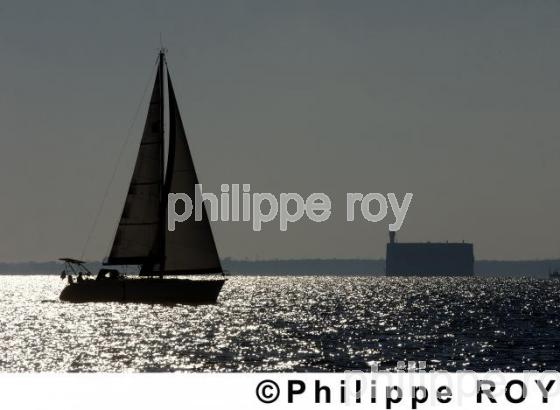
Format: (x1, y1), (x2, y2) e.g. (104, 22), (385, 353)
(159, 48), (166, 273)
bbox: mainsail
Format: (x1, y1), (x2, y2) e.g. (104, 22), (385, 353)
(161, 71), (222, 274)
(106, 56), (165, 266)
(106, 52), (222, 275)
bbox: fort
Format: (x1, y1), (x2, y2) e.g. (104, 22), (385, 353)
(386, 231), (474, 276)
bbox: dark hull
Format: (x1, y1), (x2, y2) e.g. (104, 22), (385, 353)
(59, 278), (226, 304)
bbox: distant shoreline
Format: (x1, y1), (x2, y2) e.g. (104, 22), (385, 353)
(0, 258), (558, 277)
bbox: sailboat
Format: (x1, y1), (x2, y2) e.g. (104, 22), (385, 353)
(59, 49), (226, 304)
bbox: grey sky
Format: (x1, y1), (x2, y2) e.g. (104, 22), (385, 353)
(1, 0), (560, 262)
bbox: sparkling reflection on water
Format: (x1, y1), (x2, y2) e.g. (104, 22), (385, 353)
(0, 275), (559, 372)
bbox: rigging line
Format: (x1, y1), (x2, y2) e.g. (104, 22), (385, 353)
(80, 56), (160, 261)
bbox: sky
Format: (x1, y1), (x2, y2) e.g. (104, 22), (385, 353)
(1, 0), (560, 262)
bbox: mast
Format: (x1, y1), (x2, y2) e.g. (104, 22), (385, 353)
(158, 48), (166, 273)
(106, 49), (221, 275)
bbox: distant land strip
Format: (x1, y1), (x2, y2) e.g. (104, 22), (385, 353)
(0, 259), (559, 277)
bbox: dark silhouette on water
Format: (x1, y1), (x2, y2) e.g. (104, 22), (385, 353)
(1, 258), (557, 277)
(59, 49), (225, 304)
(386, 231), (474, 276)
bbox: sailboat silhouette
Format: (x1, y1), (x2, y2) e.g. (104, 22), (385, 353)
(60, 49), (226, 303)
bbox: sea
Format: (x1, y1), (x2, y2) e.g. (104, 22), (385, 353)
(0, 275), (559, 372)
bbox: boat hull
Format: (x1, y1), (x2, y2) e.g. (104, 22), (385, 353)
(59, 278), (226, 304)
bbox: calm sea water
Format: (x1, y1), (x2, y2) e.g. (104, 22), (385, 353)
(0, 275), (559, 372)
